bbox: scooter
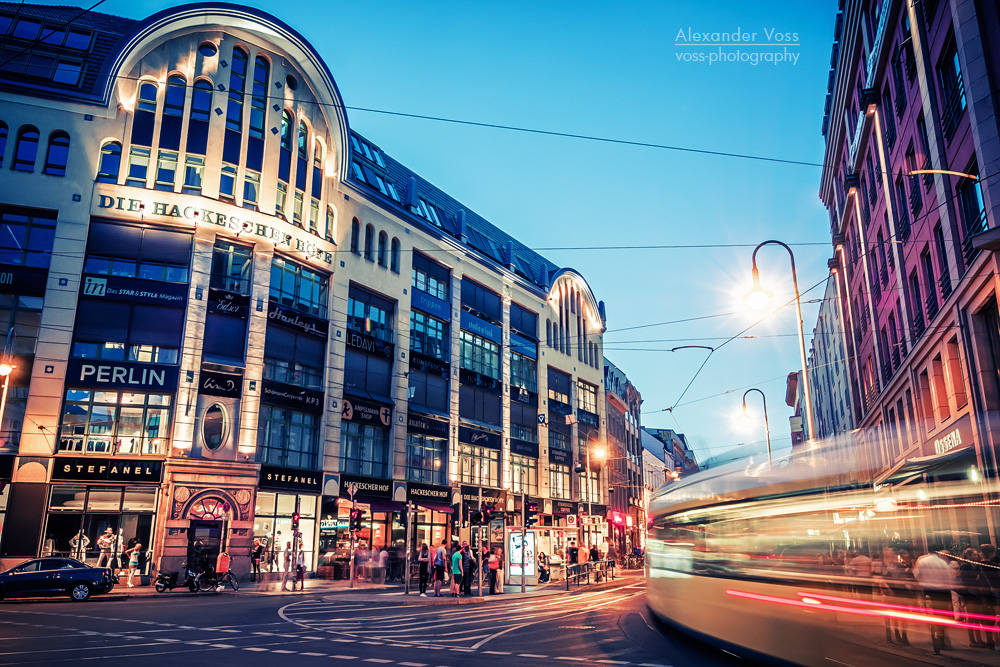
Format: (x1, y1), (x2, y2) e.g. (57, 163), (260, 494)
(154, 565), (199, 592)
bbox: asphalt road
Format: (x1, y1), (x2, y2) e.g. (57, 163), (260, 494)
(0, 583), (750, 666)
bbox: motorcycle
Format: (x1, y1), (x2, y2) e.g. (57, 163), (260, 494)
(154, 565), (200, 593)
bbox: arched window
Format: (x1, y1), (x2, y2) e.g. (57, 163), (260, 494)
(364, 224), (375, 261)
(164, 74), (186, 116)
(12, 126), (39, 172)
(190, 80), (212, 122)
(350, 218), (360, 254)
(313, 139), (323, 168)
(0, 122), (7, 169)
(96, 141), (121, 182)
(546, 319), (552, 347)
(326, 206), (336, 240)
(43, 131), (70, 176)
(377, 231), (388, 266)
(297, 121), (308, 161)
(390, 238), (400, 273)
(249, 55), (269, 139)
(226, 47), (248, 132)
(280, 110), (294, 151)
(136, 82), (158, 113)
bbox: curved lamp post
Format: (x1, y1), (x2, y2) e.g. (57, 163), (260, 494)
(741, 388), (772, 470)
(746, 240), (815, 442)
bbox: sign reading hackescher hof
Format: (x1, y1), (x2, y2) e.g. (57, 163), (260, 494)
(66, 359), (180, 391)
(340, 473), (392, 499)
(259, 464), (321, 493)
(53, 457), (164, 483)
(406, 481), (451, 505)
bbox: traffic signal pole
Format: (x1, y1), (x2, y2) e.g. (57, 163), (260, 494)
(477, 488), (482, 598)
(521, 491), (526, 594)
(404, 501), (412, 595)
(348, 498), (356, 589)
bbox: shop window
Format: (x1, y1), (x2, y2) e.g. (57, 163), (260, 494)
(211, 241), (253, 294)
(58, 390), (171, 454)
(458, 443), (499, 487)
(96, 141), (121, 183)
(412, 251), (449, 301)
(254, 492), (316, 572)
(406, 433), (447, 485)
(511, 455), (538, 495)
(270, 256), (329, 318)
(340, 421), (390, 478)
(410, 310), (449, 361)
(258, 405), (320, 470)
(12, 126), (39, 172)
(42, 131), (69, 176)
(82, 253), (189, 283)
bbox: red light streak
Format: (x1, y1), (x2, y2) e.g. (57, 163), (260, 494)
(795, 591), (1000, 622)
(725, 589), (998, 633)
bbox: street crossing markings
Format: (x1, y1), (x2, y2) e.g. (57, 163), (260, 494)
(244, 647), (269, 652)
(518, 654), (548, 659)
(482, 651), (510, 655)
(211, 644), (236, 649)
(301, 652), (327, 656)
(330, 655), (359, 660)
(271, 649), (296, 654)
(362, 659), (392, 663)
(398, 663), (428, 666)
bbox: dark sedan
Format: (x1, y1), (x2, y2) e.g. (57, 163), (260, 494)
(0, 558), (115, 601)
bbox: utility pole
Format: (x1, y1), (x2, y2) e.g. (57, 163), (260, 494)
(348, 484), (356, 589)
(520, 490), (526, 594)
(477, 488), (483, 597)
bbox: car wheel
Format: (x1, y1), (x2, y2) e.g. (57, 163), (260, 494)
(70, 582), (92, 601)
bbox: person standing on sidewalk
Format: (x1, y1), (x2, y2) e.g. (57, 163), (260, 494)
(451, 545), (464, 597)
(250, 538), (263, 582)
(417, 543), (430, 596)
(487, 548), (500, 594)
(281, 541), (294, 591)
(460, 542), (475, 596)
(434, 540), (447, 597)
(295, 546), (306, 591)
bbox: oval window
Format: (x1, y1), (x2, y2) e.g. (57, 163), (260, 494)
(285, 73), (298, 91)
(203, 403), (228, 451)
(199, 42), (218, 57)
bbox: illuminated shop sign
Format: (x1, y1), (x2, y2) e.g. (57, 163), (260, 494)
(458, 425), (501, 450)
(406, 482), (451, 504)
(66, 359), (179, 391)
(341, 396), (392, 426)
(95, 192), (334, 266)
(52, 456), (163, 483)
(340, 473), (392, 499)
(81, 274), (187, 306)
(267, 302), (329, 338)
(259, 464), (321, 493)
(930, 413), (973, 456)
(261, 379), (323, 413)
(0, 264), (48, 298)
(209, 289), (250, 318)
(200, 369), (243, 399)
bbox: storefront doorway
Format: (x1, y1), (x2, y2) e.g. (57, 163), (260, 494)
(187, 520), (221, 573)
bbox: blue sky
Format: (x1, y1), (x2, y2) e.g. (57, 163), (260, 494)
(63, 0), (840, 463)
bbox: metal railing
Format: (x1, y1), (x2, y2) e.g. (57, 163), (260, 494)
(565, 560), (616, 590)
(941, 77), (966, 140)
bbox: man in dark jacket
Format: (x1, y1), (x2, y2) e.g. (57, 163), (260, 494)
(460, 542), (476, 596)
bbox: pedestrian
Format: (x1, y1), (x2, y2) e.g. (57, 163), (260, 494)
(417, 543), (430, 596)
(978, 544), (1000, 651)
(434, 540), (447, 597)
(295, 546), (306, 591)
(881, 546), (914, 645)
(378, 546), (389, 584)
(281, 540), (293, 591)
(460, 542), (475, 596)
(606, 542), (618, 577)
(250, 538), (263, 582)
(537, 551), (549, 583)
(913, 544), (954, 655)
(124, 541), (142, 587)
(451, 543), (464, 597)
(488, 548), (500, 594)
(567, 542), (579, 565)
(957, 548), (987, 647)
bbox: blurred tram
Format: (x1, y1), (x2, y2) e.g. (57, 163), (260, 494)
(645, 440), (1000, 666)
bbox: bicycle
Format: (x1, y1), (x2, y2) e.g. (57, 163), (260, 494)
(193, 569), (239, 592)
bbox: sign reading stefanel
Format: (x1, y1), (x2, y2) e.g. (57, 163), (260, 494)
(259, 464), (321, 493)
(95, 193), (334, 266)
(53, 457), (163, 483)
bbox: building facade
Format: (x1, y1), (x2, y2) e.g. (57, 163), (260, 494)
(602, 357), (643, 553)
(643, 428), (697, 475)
(0, 3), (611, 576)
(807, 275), (856, 440)
(818, 0), (1000, 542)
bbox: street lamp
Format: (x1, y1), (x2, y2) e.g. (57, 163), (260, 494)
(746, 240), (815, 442)
(0, 363), (15, 447)
(740, 388), (772, 470)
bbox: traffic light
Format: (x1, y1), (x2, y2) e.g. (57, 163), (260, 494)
(291, 512), (301, 532)
(525, 501), (538, 528)
(470, 510), (483, 525)
(349, 508), (365, 532)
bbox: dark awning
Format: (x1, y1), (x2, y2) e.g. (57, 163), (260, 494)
(874, 445), (976, 487)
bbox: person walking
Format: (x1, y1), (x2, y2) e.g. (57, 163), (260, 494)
(606, 542), (618, 577)
(957, 548), (987, 648)
(417, 543), (430, 596)
(488, 548), (500, 594)
(250, 538), (263, 582)
(281, 540), (294, 591)
(914, 545), (954, 655)
(451, 544), (464, 597)
(433, 540), (447, 597)
(460, 542), (475, 596)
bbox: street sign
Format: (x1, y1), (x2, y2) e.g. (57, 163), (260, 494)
(349, 483), (357, 498)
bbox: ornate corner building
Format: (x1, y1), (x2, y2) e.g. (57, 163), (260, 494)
(0, 3), (612, 577)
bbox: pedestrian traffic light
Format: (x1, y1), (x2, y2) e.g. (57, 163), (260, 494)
(525, 502), (538, 528)
(350, 508), (365, 532)
(291, 512), (301, 532)
(470, 510), (483, 525)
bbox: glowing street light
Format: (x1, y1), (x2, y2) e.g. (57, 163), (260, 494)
(746, 240), (815, 442)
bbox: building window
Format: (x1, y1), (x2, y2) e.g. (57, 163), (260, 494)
(136, 82), (157, 113)
(461, 279), (501, 325)
(125, 147), (150, 187)
(59, 390), (171, 455)
(0, 122), (7, 168)
(377, 231), (388, 267)
(410, 310), (449, 361)
(42, 131), (69, 176)
(220, 164), (237, 198)
(340, 421), (390, 478)
(254, 492), (315, 571)
(293, 191), (304, 225)
(210, 241), (253, 294)
(276, 182), (287, 216)
(938, 35), (966, 138)
(154, 151), (177, 191)
(350, 218), (361, 254)
(406, 433), (447, 485)
(182, 156), (204, 193)
(258, 405), (319, 470)
(190, 80), (212, 123)
(510, 455), (538, 495)
(225, 47), (247, 133)
(270, 256), (329, 318)
(326, 207), (336, 240)
(347, 285), (394, 343)
(0, 205), (56, 269)
(957, 161), (986, 241)
(390, 238), (400, 273)
(249, 56), (269, 140)
(12, 126), (39, 172)
(364, 224), (375, 261)
(577, 380), (598, 413)
(510, 402), (537, 443)
(163, 74), (185, 117)
(243, 170), (260, 209)
(458, 443), (499, 487)
(411, 252), (449, 301)
(509, 351), (537, 394)
(460, 331), (500, 380)
(263, 329), (325, 390)
(580, 469), (600, 503)
(549, 463), (570, 499)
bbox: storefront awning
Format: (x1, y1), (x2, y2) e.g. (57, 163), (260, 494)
(413, 502), (454, 514)
(874, 445), (977, 487)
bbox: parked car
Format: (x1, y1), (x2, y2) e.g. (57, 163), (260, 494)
(0, 558), (115, 601)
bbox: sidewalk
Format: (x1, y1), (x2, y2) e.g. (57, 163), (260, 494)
(107, 568), (644, 602)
